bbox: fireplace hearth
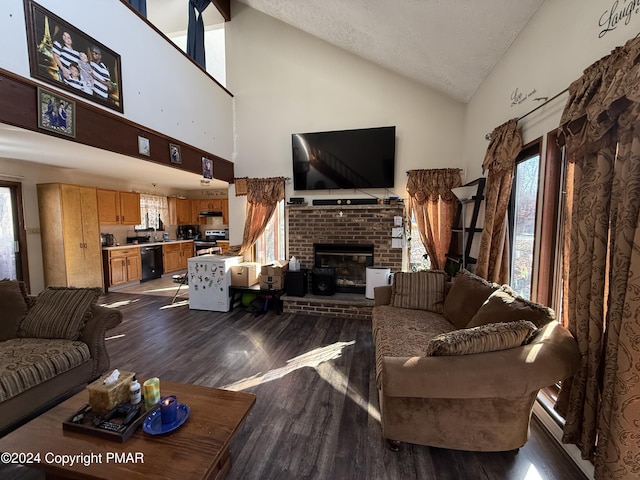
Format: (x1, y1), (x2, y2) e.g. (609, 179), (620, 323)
(314, 243), (374, 294)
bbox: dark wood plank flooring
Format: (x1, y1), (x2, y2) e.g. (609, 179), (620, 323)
(2, 278), (588, 480)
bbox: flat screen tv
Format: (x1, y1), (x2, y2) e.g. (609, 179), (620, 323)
(292, 126), (396, 191)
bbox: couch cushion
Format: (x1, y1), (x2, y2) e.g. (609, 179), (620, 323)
(373, 305), (455, 386)
(0, 279), (32, 342)
(0, 338), (90, 402)
(391, 271), (447, 313)
(18, 287), (101, 340)
(424, 320), (538, 356)
(466, 285), (555, 329)
(442, 269), (499, 329)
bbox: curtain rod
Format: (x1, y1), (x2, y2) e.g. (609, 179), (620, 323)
(484, 87), (569, 140)
(405, 168), (463, 174)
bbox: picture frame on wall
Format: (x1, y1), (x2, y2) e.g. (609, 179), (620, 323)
(202, 157), (213, 179)
(37, 87), (75, 138)
(24, 0), (124, 113)
(138, 136), (150, 156)
(169, 143), (182, 164)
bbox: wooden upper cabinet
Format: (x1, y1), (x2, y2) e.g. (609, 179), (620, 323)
(168, 197), (192, 225)
(96, 189), (119, 224)
(97, 189), (141, 225)
(192, 198), (229, 225)
(119, 192), (141, 225)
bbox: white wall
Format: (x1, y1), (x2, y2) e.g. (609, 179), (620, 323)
(0, 0), (233, 159)
(463, 0), (640, 179)
(225, 2), (466, 244)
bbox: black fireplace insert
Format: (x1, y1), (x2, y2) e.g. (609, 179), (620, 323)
(314, 243), (374, 294)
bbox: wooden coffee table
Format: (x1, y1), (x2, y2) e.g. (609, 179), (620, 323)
(0, 380), (255, 480)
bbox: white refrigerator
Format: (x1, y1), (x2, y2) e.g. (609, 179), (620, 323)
(188, 254), (242, 312)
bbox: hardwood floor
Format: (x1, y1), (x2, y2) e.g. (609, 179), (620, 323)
(2, 277), (588, 480)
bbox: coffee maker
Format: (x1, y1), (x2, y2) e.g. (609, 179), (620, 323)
(177, 225), (198, 240)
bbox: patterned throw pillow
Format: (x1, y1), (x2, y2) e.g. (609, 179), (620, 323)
(0, 279), (32, 341)
(442, 269), (499, 329)
(391, 271), (447, 313)
(466, 285), (555, 329)
(18, 287), (101, 340)
(424, 320), (538, 356)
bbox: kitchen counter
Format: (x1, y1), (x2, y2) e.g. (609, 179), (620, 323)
(102, 240), (194, 251)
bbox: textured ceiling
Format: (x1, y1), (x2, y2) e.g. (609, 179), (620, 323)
(2, 1), (546, 191)
(235, 0), (545, 103)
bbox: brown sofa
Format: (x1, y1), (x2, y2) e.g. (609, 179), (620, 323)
(0, 280), (122, 434)
(372, 269), (580, 452)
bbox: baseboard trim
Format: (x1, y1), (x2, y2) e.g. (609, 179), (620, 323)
(532, 397), (594, 479)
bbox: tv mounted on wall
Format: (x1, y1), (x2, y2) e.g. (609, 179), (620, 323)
(292, 126), (396, 191)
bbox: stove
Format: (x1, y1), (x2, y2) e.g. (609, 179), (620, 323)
(193, 230), (228, 255)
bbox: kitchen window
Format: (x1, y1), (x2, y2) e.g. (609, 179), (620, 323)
(136, 194), (168, 231)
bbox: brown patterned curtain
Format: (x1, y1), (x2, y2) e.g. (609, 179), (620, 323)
(554, 36), (640, 479)
(406, 169), (462, 270)
(475, 118), (522, 284)
(226, 177), (286, 256)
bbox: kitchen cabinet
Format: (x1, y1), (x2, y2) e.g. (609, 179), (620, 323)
(163, 241), (194, 273)
(193, 198), (229, 225)
(97, 189), (141, 225)
(37, 183), (103, 288)
(168, 198), (192, 225)
(103, 247), (141, 288)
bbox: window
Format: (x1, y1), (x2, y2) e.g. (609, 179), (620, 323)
(0, 181), (29, 287)
(509, 142), (541, 300)
(136, 194), (168, 231)
(255, 200), (285, 264)
(409, 210), (430, 271)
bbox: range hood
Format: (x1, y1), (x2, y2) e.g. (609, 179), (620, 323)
(199, 211), (223, 217)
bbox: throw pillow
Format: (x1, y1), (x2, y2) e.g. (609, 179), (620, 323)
(0, 279), (32, 341)
(466, 285), (555, 329)
(391, 270), (447, 313)
(18, 287), (101, 340)
(442, 269), (499, 329)
(424, 320), (538, 356)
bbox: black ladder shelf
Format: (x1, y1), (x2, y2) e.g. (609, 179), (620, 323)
(446, 177), (486, 274)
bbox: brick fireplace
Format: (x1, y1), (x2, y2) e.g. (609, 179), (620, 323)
(284, 203), (405, 318)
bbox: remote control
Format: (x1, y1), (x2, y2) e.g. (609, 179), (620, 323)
(97, 421), (127, 433)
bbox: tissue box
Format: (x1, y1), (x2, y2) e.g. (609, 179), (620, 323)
(231, 262), (261, 287)
(86, 370), (135, 412)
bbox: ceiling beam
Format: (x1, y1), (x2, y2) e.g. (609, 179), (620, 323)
(210, 0), (231, 21)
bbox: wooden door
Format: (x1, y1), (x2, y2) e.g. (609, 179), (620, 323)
(109, 257), (127, 285)
(96, 189), (120, 224)
(119, 192), (141, 225)
(126, 253), (142, 281)
(78, 186), (103, 287)
(60, 185), (85, 284)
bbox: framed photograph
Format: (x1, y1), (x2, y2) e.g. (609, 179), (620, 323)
(202, 157), (213, 179)
(169, 143), (182, 164)
(138, 136), (150, 156)
(37, 87), (75, 137)
(24, 0), (124, 113)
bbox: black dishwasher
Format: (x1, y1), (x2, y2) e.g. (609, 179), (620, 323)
(140, 245), (163, 282)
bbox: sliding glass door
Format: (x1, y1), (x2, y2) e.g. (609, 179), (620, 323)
(0, 182), (29, 287)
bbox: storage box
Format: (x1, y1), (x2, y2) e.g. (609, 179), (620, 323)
(86, 370), (135, 412)
(230, 262), (261, 287)
(260, 260), (289, 277)
(260, 275), (285, 290)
